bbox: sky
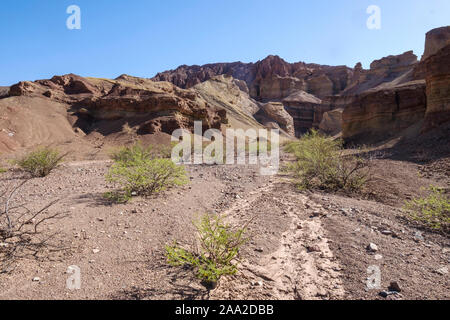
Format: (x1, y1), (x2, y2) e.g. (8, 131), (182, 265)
(0, 0), (449, 85)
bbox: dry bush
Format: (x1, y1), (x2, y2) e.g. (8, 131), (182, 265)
(16, 147), (66, 177)
(106, 143), (188, 202)
(0, 179), (67, 272)
(285, 130), (371, 192)
(404, 186), (450, 233)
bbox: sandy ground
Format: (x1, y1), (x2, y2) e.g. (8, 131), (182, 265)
(0, 152), (448, 300)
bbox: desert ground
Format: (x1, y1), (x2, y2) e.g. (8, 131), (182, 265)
(0, 138), (448, 300)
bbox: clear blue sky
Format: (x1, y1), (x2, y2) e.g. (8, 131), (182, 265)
(1, 0), (449, 85)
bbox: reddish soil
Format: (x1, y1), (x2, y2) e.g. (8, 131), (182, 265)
(0, 150), (448, 300)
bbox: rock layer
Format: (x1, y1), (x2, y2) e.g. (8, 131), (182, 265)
(423, 44), (450, 132)
(422, 26), (450, 61)
(342, 81), (427, 144)
(9, 74), (226, 136)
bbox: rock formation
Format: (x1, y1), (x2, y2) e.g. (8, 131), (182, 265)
(319, 108), (343, 136)
(154, 55), (353, 100)
(9, 74), (226, 136)
(152, 49), (430, 140)
(342, 81), (427, 144)
(423, 44), (450, 132)
(422, 26), (450, 61)
(3, 26), (449, 150)
(281, 91), (325, 136)
(341, 26), (450, 143)
(259, 102), (295, 136)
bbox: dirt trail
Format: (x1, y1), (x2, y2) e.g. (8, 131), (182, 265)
(211, 179), (345, 300)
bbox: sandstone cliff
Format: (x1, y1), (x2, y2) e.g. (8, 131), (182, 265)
(422, 26), (450, 61)
(154, 55), (353, 100)
(342, 81), (427, 144)
(341, 27), (450, 144)
(423, 44), (450, 132)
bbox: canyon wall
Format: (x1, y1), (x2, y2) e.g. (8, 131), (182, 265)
(342, 81), (427, 144)
(423, 44), (450, 132)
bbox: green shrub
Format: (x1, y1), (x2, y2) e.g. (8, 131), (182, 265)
(166, 214), (249, 288)
(102, 191), (131, 204)
(110, 143), (172, 164)
(285, 130), (370, 192)
(16, 147), (65, 177)
(106, 155), (188, 198)
(0, 168), (6, 174)
(404, 186), (450, 232)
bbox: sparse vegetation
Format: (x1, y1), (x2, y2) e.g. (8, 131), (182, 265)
(0, 179), (66, 272)
(285, 130), (370, 192)
(110, 142), (172, 163)
(404, 186), (450, 232)
(106, 143), (188, 201)
(166, 214), (249, 288)
(0, 168), (6, 174)
(16, 147), (65, 177)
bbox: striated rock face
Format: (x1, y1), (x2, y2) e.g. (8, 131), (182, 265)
(319, 108), (343, 136)
(154, 55), (354, 100)
(153, 52), (425, 138)
(153, 62), (254, 89)
(342, 81), (427, 144)
(423, 44), (450, 131)
(341, 28), (450, 143)
(192, 75), (263, 129)
(259, 102), (295, 136)
(422, 26), (450, 61)
(281, 91), (326, 136)
(342, 51), (419, 95)
(9, 74), (226, 136)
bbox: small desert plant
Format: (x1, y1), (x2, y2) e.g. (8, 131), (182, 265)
(166, 214), (249, 288)
(16, 147), (65, 177)
(404, 186), (450, 232)
(106, 146), (188, 199)
(110, 143), (171, 163)
(285, 130), (370, 192)
(0, 168), (6, 174)
(102, 190), (132, 204)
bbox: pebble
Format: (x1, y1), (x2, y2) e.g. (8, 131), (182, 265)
(374, 254), (383, 260)
(32, 277), (41, 282)
(388, 281), (402, 292)
(307, 245), (321, 253)
(367, 243), (378, 252)
(92, 248), (100, 254)
(434, 267), (448, 275)
(379, 291), (400, 298)
(414, 231), (424, 242)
